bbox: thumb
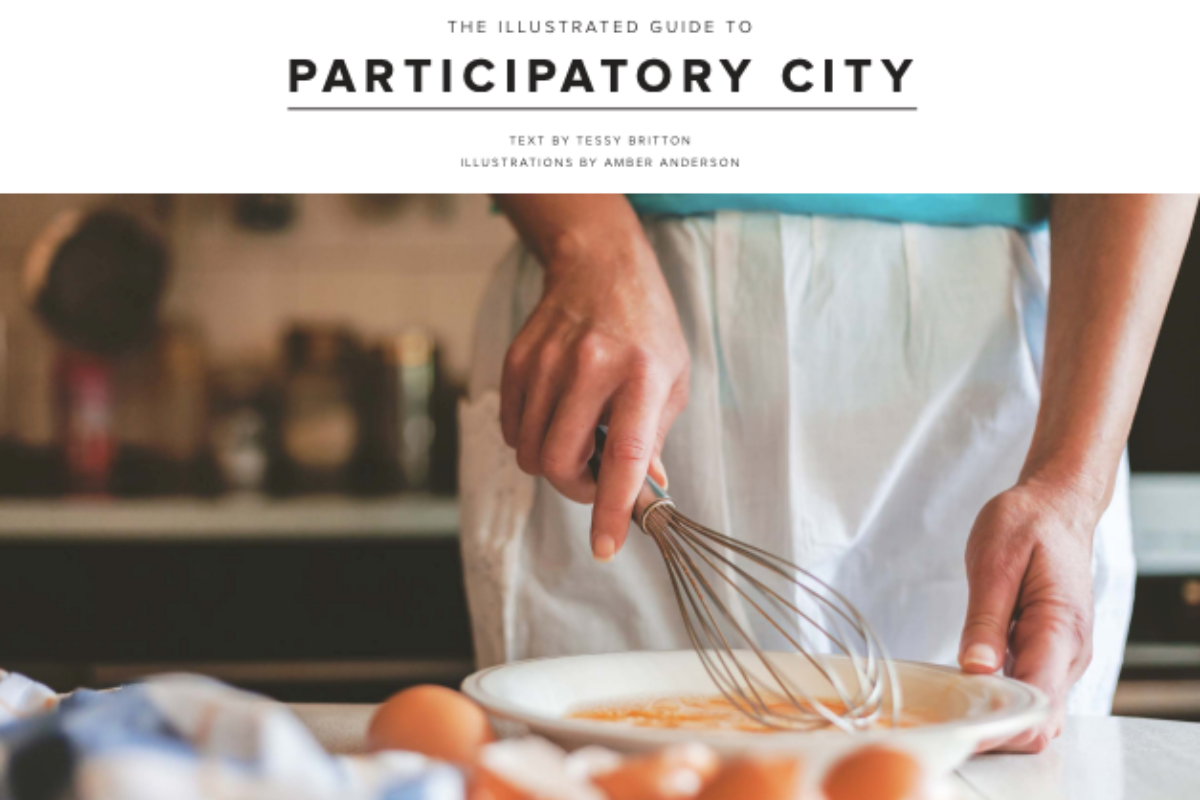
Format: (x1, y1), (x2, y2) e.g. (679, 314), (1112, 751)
(959, 556), (1022, 674)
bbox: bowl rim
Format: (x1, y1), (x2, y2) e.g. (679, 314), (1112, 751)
(461, 649), (1050, 749)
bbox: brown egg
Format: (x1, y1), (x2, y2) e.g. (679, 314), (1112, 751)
(823, 747), (923, 800)
(469, 766), (536, 800)
(366, 685), (496, 764)
(694, 756), (803, 800)
(592, 744), (721, 800)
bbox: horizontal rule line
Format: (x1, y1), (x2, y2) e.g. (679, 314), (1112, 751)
(287, 106), (918, 112)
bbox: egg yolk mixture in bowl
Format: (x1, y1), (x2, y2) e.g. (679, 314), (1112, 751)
(570, 695), (936, 732)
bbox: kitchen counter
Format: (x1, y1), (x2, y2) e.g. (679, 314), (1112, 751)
(291, 708), (1200, 799)
(958, 717), (1200, 799)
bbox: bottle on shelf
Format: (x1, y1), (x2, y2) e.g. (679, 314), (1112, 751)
(271, 324), (363, 495)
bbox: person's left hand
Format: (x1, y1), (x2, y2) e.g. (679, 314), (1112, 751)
(958, 475), (1104, 753)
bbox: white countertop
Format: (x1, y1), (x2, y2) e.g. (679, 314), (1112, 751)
(291, 707), (1200, 799)
(957, 717), (1200, 800)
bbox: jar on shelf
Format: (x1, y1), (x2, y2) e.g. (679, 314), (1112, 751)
(111, 322), (211, 496)
(357, 328), (460, 496)
(357, 329), (436, 494)
(208, 363), (270, 495)
(273, 325), (362, 495)
(0, 318), (62, 496)
(55, 348), (115, 495)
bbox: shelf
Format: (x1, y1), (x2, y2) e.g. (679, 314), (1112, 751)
(1124, 643), (1200, 669)
(0, 472), (1187, 551)
(0, 495), (459, 541)
(1113, 680), (1200, 719)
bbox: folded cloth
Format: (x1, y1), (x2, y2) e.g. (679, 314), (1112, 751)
(0, 670), (463, 800)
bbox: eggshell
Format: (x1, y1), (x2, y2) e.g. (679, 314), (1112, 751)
(470, 766), (537, 800)
(367, 685), (496, 764)
(822, 746), (924, 800)
(694, 756), (803, 800)
(565, 746), (625, 780)
(479, 737), (607, 800)
(591, 743), (720, 800)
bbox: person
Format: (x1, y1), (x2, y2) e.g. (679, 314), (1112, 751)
(458, 194), (1197, 752)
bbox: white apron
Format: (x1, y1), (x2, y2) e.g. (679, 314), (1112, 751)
(459, 211), (1134, 714)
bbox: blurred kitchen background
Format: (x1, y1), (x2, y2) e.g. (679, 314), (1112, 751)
(0, 195), (1198, 718)
(0, 194), (510, 703)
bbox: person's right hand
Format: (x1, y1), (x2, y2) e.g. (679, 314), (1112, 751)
(500, 229), (690, 561)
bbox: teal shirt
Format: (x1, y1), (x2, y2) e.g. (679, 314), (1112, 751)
(626, 194), (1049, 229)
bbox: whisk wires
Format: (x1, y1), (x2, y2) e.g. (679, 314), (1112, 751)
(640, 500), (902, 733)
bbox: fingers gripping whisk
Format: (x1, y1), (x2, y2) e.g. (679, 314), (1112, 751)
(591, 428), (902, 733)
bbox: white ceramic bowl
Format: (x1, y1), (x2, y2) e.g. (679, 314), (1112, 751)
(462, 650), (1047, 776)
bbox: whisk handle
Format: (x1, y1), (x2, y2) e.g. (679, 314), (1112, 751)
(588, 426), (673, 528)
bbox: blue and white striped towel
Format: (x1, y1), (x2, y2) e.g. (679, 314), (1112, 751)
(0, 670), (463, 800)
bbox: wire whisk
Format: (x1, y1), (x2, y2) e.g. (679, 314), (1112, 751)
(590, 427), (901, 733)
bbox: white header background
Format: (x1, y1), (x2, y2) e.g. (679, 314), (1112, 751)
(1, 0), (1197, 191)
